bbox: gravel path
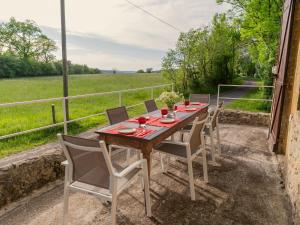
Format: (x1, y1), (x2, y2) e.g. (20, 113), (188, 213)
(0, 124), (292, 225)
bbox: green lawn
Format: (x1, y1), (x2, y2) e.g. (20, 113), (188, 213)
(226, 87), (272, 113)
(0, 73), (169, 157)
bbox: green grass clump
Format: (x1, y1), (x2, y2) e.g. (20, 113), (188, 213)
(0, 73), (168, 158)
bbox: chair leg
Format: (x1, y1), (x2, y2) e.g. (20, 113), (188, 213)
(126, 148), (131, 164)
(180, 132), (184, 142)
(111, 194), (118, 225)
(62, 186), (69, 225)
(187, 160), (196, 201)
(160, 153), (165, 171)
(202, 148), (208, 183)
(216, 125), (221, 154)
(160, 153), (170, 173)
(143, 163), (152, 217)
(62, 165), (70, 225)
(209, 126), (216, 164)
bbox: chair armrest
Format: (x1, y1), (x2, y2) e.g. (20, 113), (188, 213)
(114, 159), (146, 178)
(61, 160), (68, 166)
(161, 140), (189, 146)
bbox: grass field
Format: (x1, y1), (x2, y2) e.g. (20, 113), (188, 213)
(0, 73), (169, 157)
(225, 87), (272, 112)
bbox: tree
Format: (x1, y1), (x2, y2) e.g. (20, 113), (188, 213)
(0, 17), (57, 61)
(146, 68), (153, 73)
(137, 69), (144, 73)
(217, 0), (283, 83)
(36, 35), (57, 63)
(162, 14), (241, 95)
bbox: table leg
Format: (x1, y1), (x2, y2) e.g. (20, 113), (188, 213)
(142, 146), (153, 178)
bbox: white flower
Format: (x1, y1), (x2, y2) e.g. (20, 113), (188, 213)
(158, 91), (181, 109)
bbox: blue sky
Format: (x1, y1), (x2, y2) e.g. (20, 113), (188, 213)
(0, 0), (230, 70)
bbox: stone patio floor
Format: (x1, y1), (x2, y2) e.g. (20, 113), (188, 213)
(0, 124), (293, 225)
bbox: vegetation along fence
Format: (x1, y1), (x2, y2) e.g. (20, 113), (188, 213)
(217, 84), (274, 113)
(0, 84), (172, 140)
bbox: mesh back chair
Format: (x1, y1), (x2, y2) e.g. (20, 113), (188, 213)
(204, 101), (223, 156)
(154, 116), (208, 201)
(106, 106), (133, 161)
(179, 110), (217, 164)
(106, 106), (129, 125)
(58, 134), (151, 225)
(144, 99), (158, 113)
(189, 94), (210, 104)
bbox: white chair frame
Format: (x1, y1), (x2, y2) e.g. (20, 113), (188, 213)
(58, 135), (151, 225)
(205, 105), (222, 155)
(154, 118), (208, 201)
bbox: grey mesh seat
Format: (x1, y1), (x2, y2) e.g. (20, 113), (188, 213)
(144, 99), (158, 113)
(189, 94), (210, 104)
(154, 116), (208, 201)
(58, 134), (151, 225)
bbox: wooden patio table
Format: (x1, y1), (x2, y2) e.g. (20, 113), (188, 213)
(95, 103), (209, 177)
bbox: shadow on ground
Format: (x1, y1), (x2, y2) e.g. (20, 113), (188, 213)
(0, 124), (292, 225)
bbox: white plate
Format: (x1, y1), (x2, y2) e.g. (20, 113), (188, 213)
(118, 128), (136, 134)
(160, 118), (176, 124)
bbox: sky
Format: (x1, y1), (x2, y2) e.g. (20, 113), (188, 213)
(0, 0), (230, 70)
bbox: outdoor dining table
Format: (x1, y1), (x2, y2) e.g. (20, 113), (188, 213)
(95, 103), (209, 177)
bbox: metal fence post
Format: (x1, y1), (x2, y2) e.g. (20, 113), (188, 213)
(119, 92), (122, 106)
(217, 84), (220, 106)
(62, 98), (68, 134)
(51, 104), (56, 124)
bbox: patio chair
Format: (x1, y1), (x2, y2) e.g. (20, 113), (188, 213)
(204, 102), (223, 155)
(144, 99), (158, 113)
(153, 116), (208, 201)
(58, 134), (151, 225)
(106, 106), (132, 160)
(106, 106), (129, 125)
(189, 94), (210, 105)
(179, 110), (217, 164)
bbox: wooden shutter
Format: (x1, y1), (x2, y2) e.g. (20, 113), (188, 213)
(268, 0), (295, 151)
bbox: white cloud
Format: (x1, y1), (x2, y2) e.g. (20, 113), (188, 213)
(0, 0), (230, 70)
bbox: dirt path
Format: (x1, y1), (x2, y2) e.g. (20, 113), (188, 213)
(210, 80), (257, 106)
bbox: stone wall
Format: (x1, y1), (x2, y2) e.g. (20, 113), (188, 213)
(0, 143), (65, 207)
(219, 109), (270, 127)
(285, 112), (300, 224)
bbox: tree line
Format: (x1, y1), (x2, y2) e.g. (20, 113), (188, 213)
(0, 18), (101, 78)
(162, 0), (282, 95)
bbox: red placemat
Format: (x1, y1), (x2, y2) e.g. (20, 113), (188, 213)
(148, 118), (181, 128)
(103, 126), (155, 138)
(127, 116), (160, 124)
(190, 102), (207, 106)
(176, 105), (202, 113)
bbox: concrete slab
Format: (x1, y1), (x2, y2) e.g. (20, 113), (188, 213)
(0, 124), (293, 225)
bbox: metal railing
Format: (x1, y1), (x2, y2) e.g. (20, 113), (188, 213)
(217, 84), (274, 107)
(0, 84), (172, 140)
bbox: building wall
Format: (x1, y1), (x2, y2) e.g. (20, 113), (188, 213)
(283, 1), (300, 223)
(285, 112), (300, 223)
(278, 0), (300, 154)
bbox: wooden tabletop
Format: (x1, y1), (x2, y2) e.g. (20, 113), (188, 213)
(95, 104), (209, 145)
